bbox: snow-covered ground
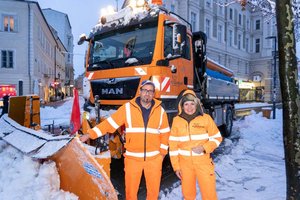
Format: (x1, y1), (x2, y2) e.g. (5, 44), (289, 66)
(160, 109), (285, 200)
(0, 97), (285, 199)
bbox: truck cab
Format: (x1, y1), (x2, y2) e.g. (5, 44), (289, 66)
(79, 1), (238, 136)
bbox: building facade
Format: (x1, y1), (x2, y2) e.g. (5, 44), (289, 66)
(0, 0), (73, 102)
(42, 8), (74, 97)
(163, 0), (280, 102)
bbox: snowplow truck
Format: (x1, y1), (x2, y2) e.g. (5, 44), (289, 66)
(0, 1), (239, 199)
(79, 0), (238, 137)
(77, 0), (238, 198)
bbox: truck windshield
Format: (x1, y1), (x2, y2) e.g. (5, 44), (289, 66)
(88, 22), (157, 71)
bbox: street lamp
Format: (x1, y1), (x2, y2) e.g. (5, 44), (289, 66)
(265, 36), (277, 119)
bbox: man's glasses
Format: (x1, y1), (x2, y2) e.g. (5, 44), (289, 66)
(140, 89), (154, 95)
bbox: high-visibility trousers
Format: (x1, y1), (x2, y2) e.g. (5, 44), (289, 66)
(180, 158), (217, 200)
(124, 155), (163, 200)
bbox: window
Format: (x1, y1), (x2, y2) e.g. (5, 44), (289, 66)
(206, 0), (212, 8)
(245, 38), (249, 52)
(67, 36), (72, 47)
(229, 8), (233, 20)
(183, 36), (191, 60)
(238, 34), (241, 49)
(205, 19), (211, 38)
(246, 19), (250, 30)
(164, 25), (173, 57)
(191, 12), (197, 31)
(229, 30), (233, 46)
(255, 38), (260, 53)
(2, 15), (17, 32)
(255, 20), (261, 30)
(217, 25), (223, 43)
(245, 63), (249, 74)
(163, 25), (191, 60)
(1, 50), (14, 68)
(218, 5), (223, 15)
(238, 14), (242, 25)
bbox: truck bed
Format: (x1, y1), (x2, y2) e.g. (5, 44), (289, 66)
(205, 76), (239, 101)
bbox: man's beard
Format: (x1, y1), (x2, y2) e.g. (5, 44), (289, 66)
(141, 96), (151, 104)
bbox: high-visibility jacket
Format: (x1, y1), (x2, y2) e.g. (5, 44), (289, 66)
(169, 90), (222, 171)
(87, 97), (170, 161)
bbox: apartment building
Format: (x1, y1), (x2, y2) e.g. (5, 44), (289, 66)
(0, 0), (71, 102)
(163, 0), (280, 102)
(42, 8), (74, 97)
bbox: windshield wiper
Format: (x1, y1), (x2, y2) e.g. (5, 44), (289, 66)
(91, 60), (114, 68)
(125, 56), (145, 66)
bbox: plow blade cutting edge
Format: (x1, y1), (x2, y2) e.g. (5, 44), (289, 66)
(0, 114), (118, 200)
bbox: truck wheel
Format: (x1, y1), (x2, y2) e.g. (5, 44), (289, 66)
(221, 108), (233, 137)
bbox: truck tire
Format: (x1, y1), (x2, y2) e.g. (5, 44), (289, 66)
(220, 108), (233, 137)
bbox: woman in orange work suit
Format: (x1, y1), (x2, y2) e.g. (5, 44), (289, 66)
(169, 90), (222, 200)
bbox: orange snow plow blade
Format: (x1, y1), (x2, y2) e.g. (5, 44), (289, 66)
(50, 138), (117, 200)
(0, 110), (118, 199)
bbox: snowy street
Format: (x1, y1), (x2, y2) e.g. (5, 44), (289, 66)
(0, 98), (285, 200)
(160, 109), (285, 200)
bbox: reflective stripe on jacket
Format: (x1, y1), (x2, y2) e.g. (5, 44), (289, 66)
(88, 97), (170, 160)
(169, 113), (222, 171)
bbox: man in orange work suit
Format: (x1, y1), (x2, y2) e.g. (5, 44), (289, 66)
(80, 80), (170, 200)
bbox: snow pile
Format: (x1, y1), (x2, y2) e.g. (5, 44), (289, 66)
(0, 98), (286, 199)
(161, 110), (285, 199)
(216, 110), (285, 199)
(40, 96), (115, 129)
(0, 140), (78, 200)
(40, 98), (75, 127)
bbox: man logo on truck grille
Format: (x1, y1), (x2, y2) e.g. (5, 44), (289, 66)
(107, 78), (116, 84)
(102, 88), (123, 95)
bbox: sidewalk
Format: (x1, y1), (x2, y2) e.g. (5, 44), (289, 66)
(235, 102), (282, 119)
(41, 99), (67, 108)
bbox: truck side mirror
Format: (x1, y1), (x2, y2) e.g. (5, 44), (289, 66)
(172, 24), (187, 56)
(78, 34), (88, 45)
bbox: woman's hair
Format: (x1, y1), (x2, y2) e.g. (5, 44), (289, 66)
(181, 94), (198, 106)
(180, 93), (204, 116)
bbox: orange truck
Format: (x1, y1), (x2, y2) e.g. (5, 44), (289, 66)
(77, 1), (238, 197)
(79, 0), (238, 137)
(0, 1), (239, 199)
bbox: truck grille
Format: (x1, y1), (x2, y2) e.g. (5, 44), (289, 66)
(90, 77), (140, 100)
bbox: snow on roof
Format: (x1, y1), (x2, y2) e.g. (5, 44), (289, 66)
(90, 4), (161, 36)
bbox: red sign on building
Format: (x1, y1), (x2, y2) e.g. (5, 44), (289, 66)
(0, 85), (17, 98)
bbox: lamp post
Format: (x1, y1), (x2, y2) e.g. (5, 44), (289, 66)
(265, 36), (277, 119)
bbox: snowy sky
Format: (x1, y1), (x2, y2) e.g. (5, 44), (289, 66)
(0, 97), (286, 199)
(34, 0), (300, 78)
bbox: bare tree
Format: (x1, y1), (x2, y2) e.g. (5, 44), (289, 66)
(217, 0), (300, 198)
(217, 0), (300, 40)
(276, 1), (300, 199)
